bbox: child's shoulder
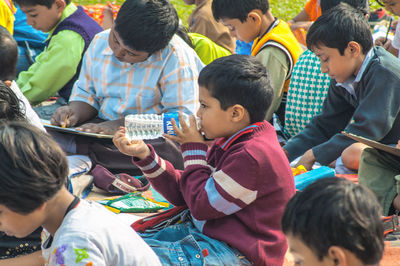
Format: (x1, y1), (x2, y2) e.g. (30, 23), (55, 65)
(230, 122), (282, 157)
(362, 47), (400, 84)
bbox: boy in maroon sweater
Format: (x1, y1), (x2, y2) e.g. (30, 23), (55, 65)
(113, 54), (295, 265)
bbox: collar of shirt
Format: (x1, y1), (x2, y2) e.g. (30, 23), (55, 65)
(217, 122), (263, 151)
(335, 48), (374, 98)
(46, 2), (77, 40)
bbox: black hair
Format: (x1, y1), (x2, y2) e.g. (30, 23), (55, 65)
(0, 121), (68, 214)
(198, 54), (272, 123)
(0, 26), (17, 81)
(320, 0), (369, 15)
(281, 178), (384, 265)
(175, 25), (195, 49)
(306, 3), (373, 55)
(14, 0), (70, 9)
(114, 0), (179, 54)
(212, 0), (269, 22)
(0, 81), (26, 121)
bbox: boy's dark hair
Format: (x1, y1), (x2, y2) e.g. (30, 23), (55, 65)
(0, 26), (18, 81)
(198, 54), (272, 123)
(114, 0), (179, 54)
(0, 121), (68, 214)
(176, 25), (195, 49)
(0, 81), (26, 121)
(281, 178), (384, 265)
(212, 0), (269, 22)
(306, 3), (373, 55)
(320, 0), (369, 15)
(14, 0), (71, 9)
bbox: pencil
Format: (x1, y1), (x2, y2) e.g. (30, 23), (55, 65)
(385, 17), (393, 44)
(62, 115), (68, 128)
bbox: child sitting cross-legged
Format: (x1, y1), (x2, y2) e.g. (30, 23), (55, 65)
(113, 54), (296, 265)
(283, 3), (400, 171)
(0, 121), (161, 266)
(282, 178), (384, 266)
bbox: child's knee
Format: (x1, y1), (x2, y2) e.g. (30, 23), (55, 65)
(341, 143), (369, 170)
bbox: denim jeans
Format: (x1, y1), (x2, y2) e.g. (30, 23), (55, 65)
(140, 210), (252, 265)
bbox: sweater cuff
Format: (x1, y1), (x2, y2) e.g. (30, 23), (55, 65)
(133, 145), (167, 178)
(181, 142), (208, 168)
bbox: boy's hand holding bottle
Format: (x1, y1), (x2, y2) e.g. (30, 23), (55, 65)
(163, 113), (203, 145)
(113, 127), (151, 160)
(114, 112), (203, 160)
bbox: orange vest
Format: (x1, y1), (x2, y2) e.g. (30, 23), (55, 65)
(251, 20), (303, 92)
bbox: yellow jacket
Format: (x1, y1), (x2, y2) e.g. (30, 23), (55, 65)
(252, 20), (303, 92)
(0, 0), (15, 34)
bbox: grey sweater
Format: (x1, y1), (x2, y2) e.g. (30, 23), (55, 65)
(284, 47), (400, 165)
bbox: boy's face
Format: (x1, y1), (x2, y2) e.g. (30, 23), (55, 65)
(20, 0), (65, 33)
(196, 86), (235, 139)
(108, 26), (151, 64)
(312, 44), (359, 83)
(381, 0), (400, 15)
(0, 204), (44, 238)
(286, 234), (334, 266)
(220, 17), (259, 43)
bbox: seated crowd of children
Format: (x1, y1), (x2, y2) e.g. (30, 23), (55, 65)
(0, 0), (399, 265)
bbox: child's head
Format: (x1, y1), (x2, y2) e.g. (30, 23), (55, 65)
(320, 0), (369, 15)
(197, 54), (272, 139)
(211, 0), (270, 43)
(0, 121), (68, 237)
(0, 81), (26, 121)
(377, 0), (400, 16)
(0, 26), (18, 81)
(281, 178), (384, 266)
(306, 3), (373, 83)
(14, 0), (69, 33)
(110, 0), (179, 64)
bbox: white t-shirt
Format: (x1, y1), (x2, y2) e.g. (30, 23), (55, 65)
(391, 18), (400, 58)
(11, 81), (45, 131)
(41, 200), (161, 266)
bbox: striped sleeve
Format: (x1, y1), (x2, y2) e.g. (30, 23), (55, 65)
(179, 143), (259, 221)
(133, 145), (186, 206)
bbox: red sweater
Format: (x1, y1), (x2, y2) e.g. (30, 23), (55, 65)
(134, 121), (295, 265)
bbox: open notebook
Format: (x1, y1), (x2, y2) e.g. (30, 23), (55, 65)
(41, 119), (113, 139)
(342, 131), (400, 157)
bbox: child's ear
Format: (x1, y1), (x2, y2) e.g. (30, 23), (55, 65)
(247, 10), (262, 26)
(54, 0), (66, 12)
(327, 246), (347, 266)
(347, 41), (361, 58)
(230, 104), (245, 122)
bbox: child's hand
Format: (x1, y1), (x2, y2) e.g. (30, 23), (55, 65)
(113, 127), (151, 160)
(51, 106), (79, 128)
(163, 113), (204, 145)
(295, 149), (316, 171)
(375, 37), (392, 50)
(76, 119), (122, 135)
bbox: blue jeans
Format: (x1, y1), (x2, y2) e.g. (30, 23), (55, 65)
(140, 211), (252, 265)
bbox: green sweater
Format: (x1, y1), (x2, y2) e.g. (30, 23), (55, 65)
(284, 47), (400, 165)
